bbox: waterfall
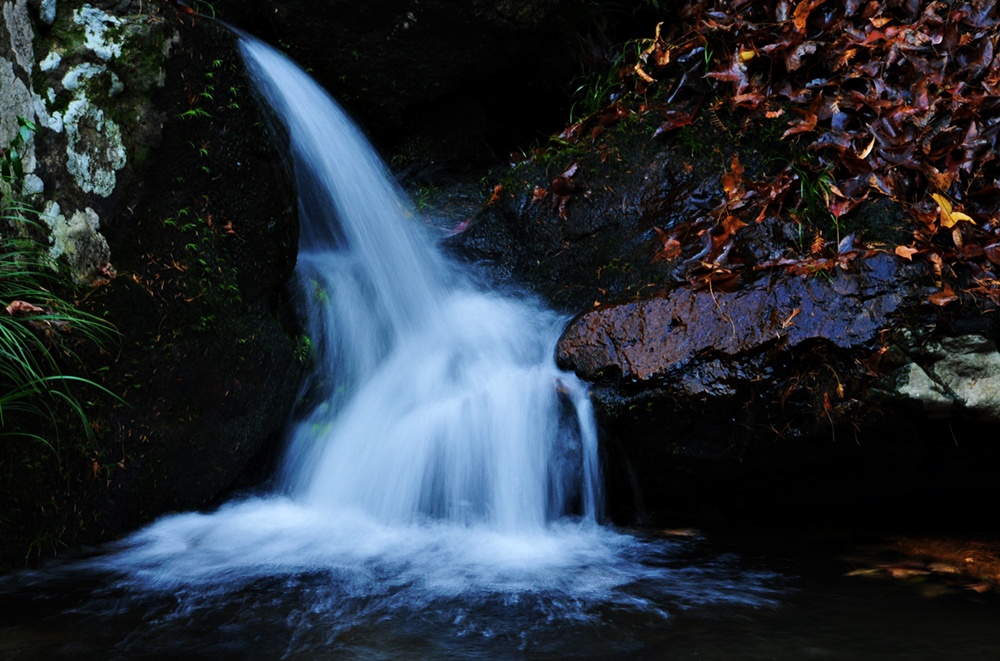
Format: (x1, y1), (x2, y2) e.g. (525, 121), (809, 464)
(237, 36), (602, 531)
(0, 37), (785, 654)
(68, 33), (628, 599)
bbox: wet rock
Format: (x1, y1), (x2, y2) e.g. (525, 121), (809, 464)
(449, 105), (1000, 526)
(558, 253), (906, 384)
(896, 363), (955, 419)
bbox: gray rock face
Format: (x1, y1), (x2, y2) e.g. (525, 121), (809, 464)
(1, 0), (167, 282)
(898, 335), (1000, 422)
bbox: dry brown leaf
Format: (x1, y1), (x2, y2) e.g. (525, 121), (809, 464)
(929, 285), (958, 306)
(5, 300), (46, 316)
(895, 245), (919, 260)
(652, 226), (682, 261)
(486, 184), (504, 207)
(810, 231), (825, 254)
(858, 136), (876, 159)
(792, 0), (824, 32)
(985, 243), (1000, 267)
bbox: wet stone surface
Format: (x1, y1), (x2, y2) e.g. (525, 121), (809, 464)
(557, 252), (915, 384)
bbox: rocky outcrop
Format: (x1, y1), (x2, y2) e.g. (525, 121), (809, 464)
(0, 2), (303, 569)
(558, 252), (912, 384)
(451, 112), (1000, 526)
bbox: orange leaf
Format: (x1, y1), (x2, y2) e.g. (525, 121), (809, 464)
(722, 215), (748, 235)
(857, 136), (876, 159)
(721, 155), (744, 200)
(894, 245), (919, 261)
(793, 0), (824, 32)
(486, 184), (504, 206)
(929, 285), (958, 306)
(652, 226), (682, 261)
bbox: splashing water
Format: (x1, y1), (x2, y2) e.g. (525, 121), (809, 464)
(0, 34), (783, 657)
(241, 29), (603, 534)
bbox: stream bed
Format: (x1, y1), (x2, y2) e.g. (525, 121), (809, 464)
(2, 527), (997, 660)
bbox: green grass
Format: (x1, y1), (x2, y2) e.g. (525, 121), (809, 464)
(0, 219), (119, 451)
(1, 115), (119, 454)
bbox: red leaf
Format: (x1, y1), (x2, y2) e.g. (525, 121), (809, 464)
(653, 110), (696, 136)
(708, 53), (750, 95)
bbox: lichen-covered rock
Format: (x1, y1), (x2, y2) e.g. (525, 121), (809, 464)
(0, 3), (303, 570)
(2, 0), (173, 282)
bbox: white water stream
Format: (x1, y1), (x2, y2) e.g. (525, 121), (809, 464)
(100, 32), (616, 595)
(21, 36), (780, 650)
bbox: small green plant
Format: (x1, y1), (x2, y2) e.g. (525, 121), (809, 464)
(1, 116), (35, 185)
(192, 0), (215, 18)
(793, 159), (840, 246)
(293, 334), (314, 365)
(567, 45), (637, 123)
(177, 107), (211, 120)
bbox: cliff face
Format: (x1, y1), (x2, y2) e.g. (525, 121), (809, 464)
(0, 1), (303, 569)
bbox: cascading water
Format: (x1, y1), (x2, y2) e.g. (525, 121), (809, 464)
(0, 33), (783, 659)
(241, 32), (603, 532)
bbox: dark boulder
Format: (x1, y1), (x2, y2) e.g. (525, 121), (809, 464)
(0, 1), (303, 569)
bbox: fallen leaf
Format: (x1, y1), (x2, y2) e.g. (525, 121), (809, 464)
(885, 566), (931, 579)
(810, 231), (825, 254)
(486, 184), (504, 207)
(858, 136), (876, 159)
(932, 192), (976, 228)
(985, 243), (1000, 266)
(652, 226), (682, 261)
(792, 0), (824, 32)
(895, 245), (919, 260)
(929, 285), (958, 306)
(5, 300), (46, 316)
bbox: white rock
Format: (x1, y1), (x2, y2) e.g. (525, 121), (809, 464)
(898, 363), (954, 418)
(73, 4), (123, 61)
